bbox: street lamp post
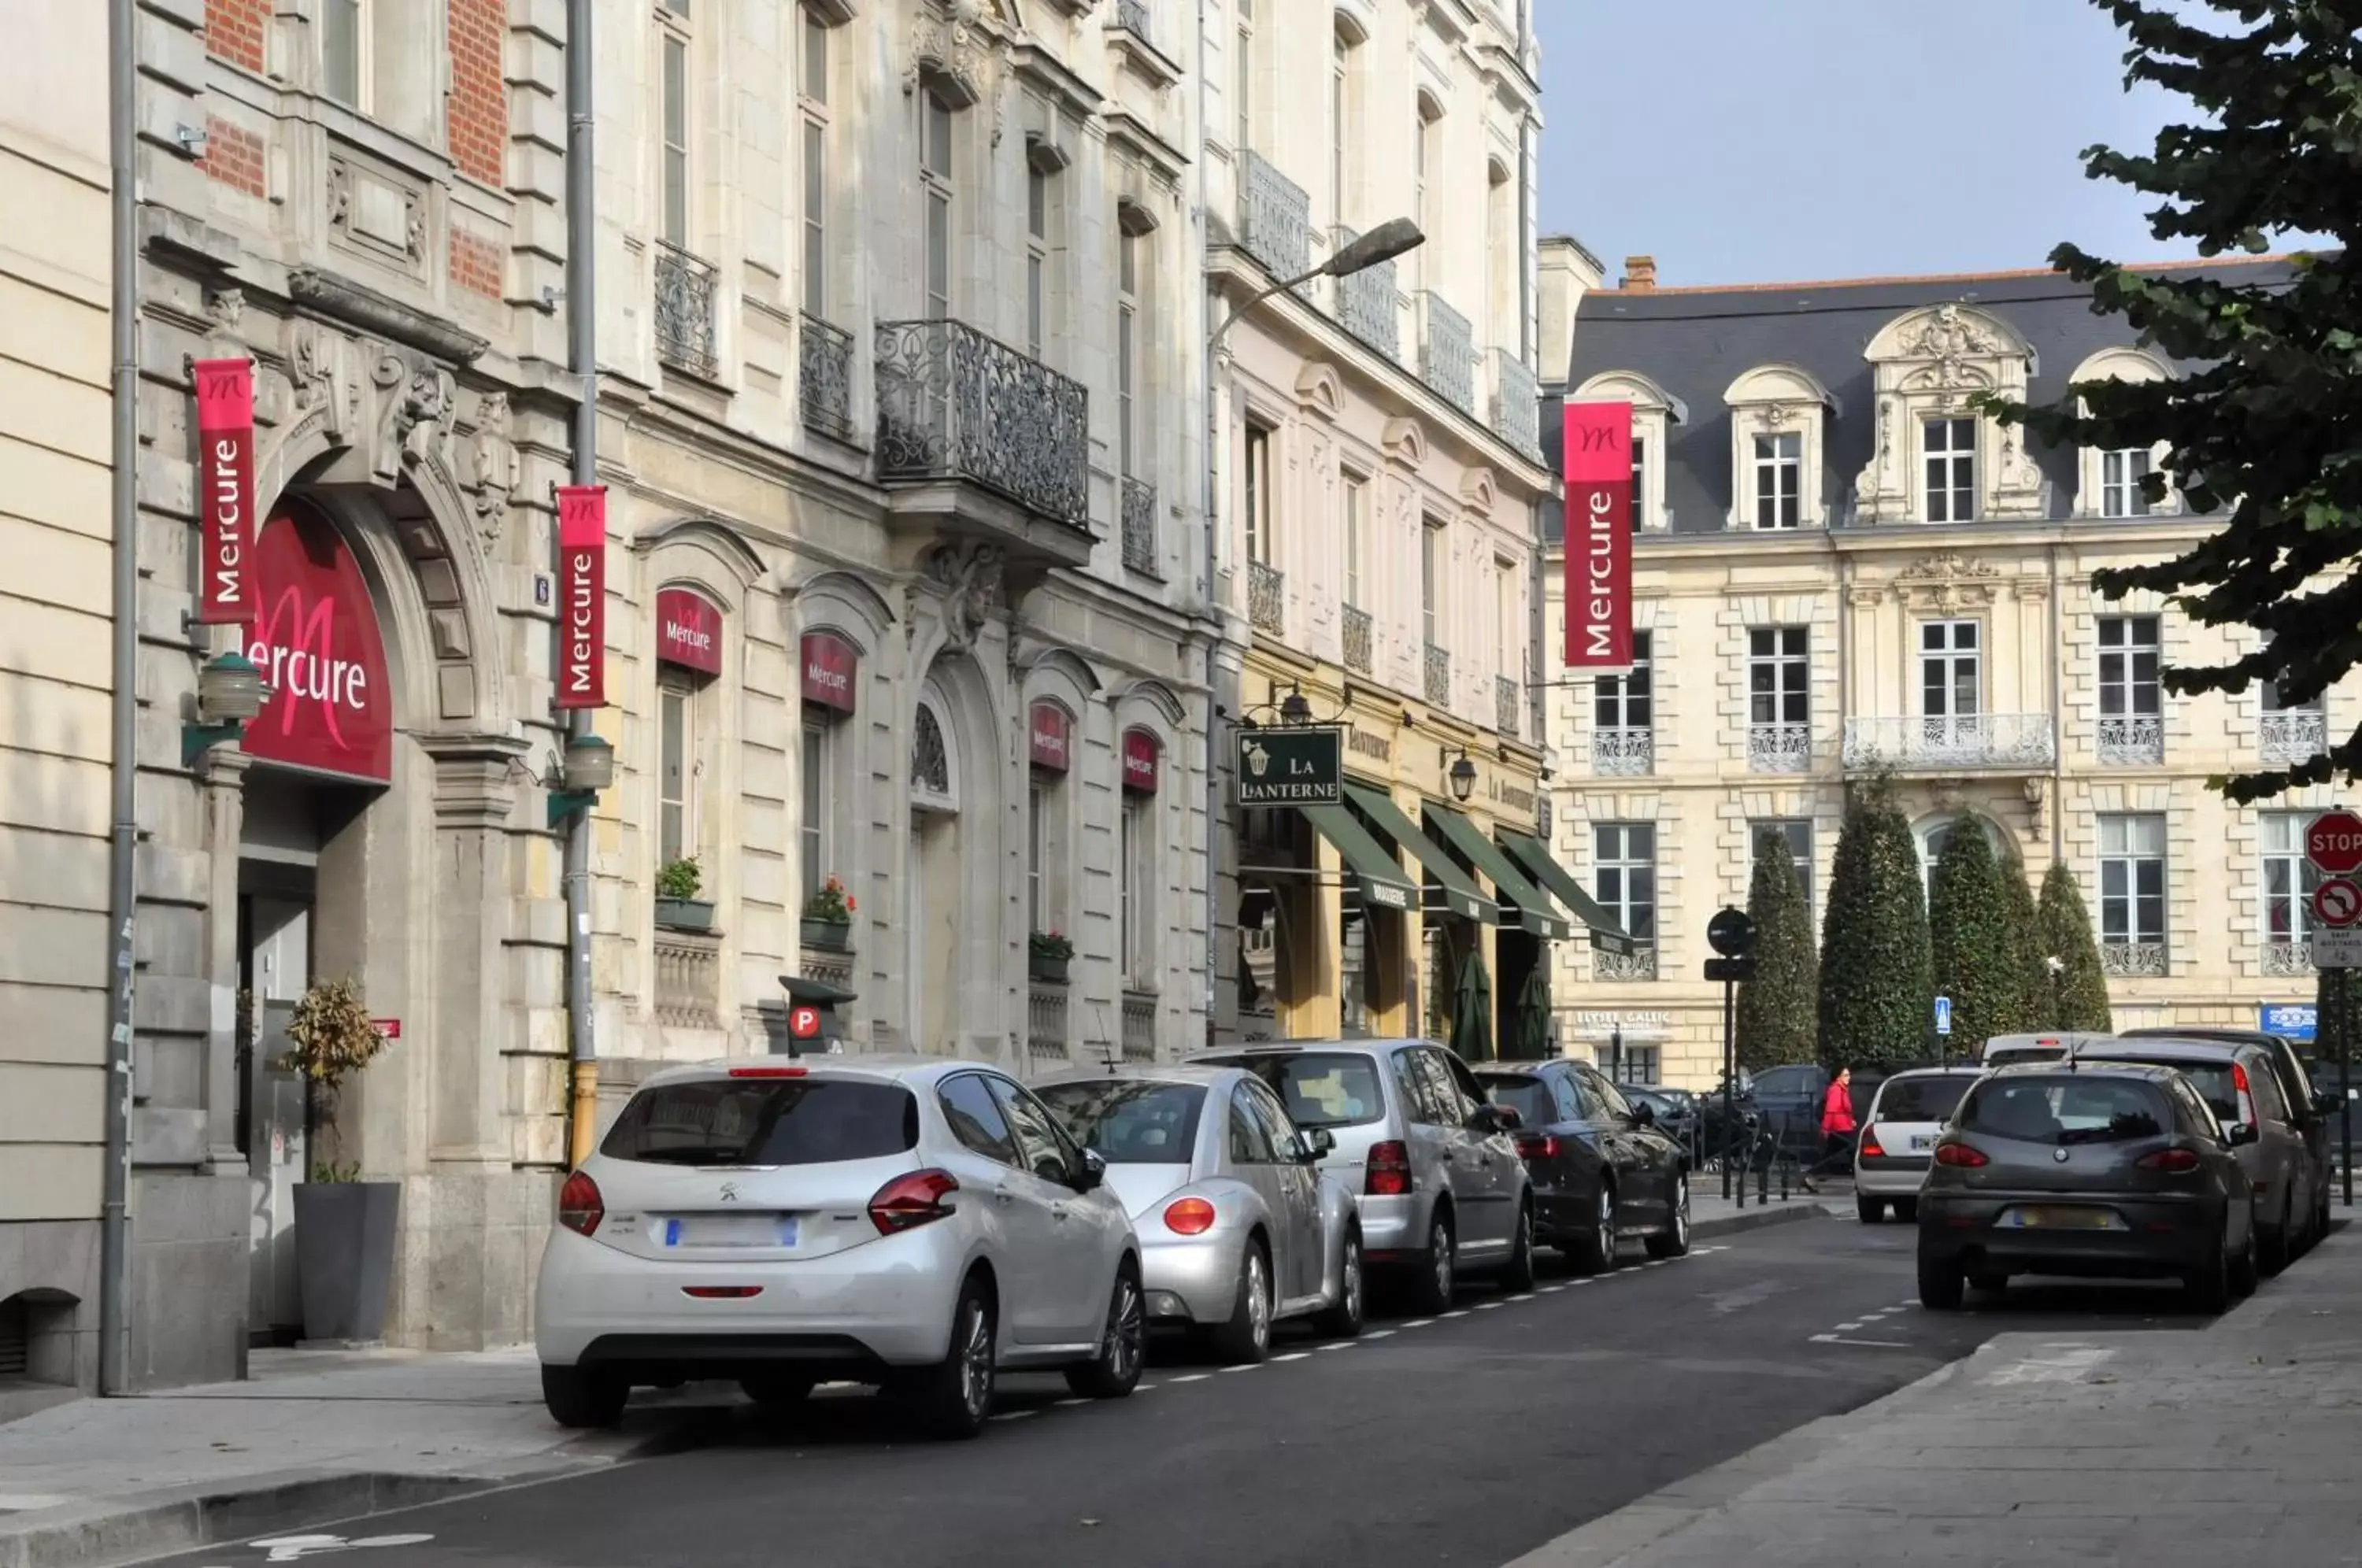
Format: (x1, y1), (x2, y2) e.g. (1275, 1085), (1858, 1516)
(2045, 954), (2065, 1028)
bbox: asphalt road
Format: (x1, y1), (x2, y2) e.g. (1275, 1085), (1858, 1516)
(147, 1215), (2216, 1568)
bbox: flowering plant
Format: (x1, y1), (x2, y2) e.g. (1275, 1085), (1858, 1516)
(1028, 929), (1075, 961)
(803, 875), (856, 924)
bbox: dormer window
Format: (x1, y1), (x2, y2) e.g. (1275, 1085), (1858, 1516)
(1723, 364), (1834, 531)
(1856, 304), (2042, 524)
(2067, 348), (2179, 519)
(1922, 416), (1977, 522)
(1752, 433), (1801, 529)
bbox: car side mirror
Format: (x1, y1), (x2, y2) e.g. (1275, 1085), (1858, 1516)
(1630, 1102), (1656, 1128)
(2225, 1122), (2259, 1148)
(1471, 1104), (1519, 1133)
(1072, 1148), (1109, 1191)
(1298, 1126), (1336, 1161)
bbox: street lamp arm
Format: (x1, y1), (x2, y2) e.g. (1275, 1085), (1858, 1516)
(1208, 267), (1330, 351)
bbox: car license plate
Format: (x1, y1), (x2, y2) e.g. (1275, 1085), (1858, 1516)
(664, 1215), (797, 1248)
(1909, 1133), (1935, 1152)
(1997, 1206), (2123, 1231)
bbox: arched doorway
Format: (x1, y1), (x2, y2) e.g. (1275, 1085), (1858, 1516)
(907, 683), (961, 1052)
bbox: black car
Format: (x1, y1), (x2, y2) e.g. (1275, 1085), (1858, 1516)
(1473, 1059), (1689, 1273)
(1917, 1062), (2259, 1313)
(2123, 1026), (2343, 1243)
(1624, 1085), (1700, 1149)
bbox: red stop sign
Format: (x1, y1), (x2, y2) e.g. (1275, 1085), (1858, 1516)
(2307, 810), (2362, 875)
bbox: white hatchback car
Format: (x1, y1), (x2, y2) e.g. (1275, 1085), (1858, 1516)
(1853, 1066), (1983, 1222)
(535, 1057), (1143, 1440)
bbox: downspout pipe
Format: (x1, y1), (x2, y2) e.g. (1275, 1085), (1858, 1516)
(563, 0), (599, 1167)
(100, 0), (139, 1397)
(1199, 0), (1220, 1048)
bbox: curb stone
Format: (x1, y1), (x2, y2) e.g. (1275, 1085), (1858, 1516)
(1687, 1199), (1848, 1241)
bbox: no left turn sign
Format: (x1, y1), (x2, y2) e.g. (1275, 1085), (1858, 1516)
(2314, 877), (2362, 929)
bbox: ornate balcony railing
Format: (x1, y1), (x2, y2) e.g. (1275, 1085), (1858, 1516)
(1748, 723), (1812, 773)
(1840, 713), (2057, 771)
(1595, 946), (1657, 982)
(1342, 605), (1373, 675)
(798, 311), (855, 442)
(652, 930), (722, 1029)
(1122, 990), (1158, 1062)
(1027, 980), (1070, 1071)
(1490, 349), (1542, 461)
(2261, 710), (2327, 767)
(1330, 226), (1400, 358)
(1496, 676), (1521, 739)
(875, 318), (1090, 530)
(653, 241), (720, 380)
(1416, 292), (1475, 415)
(1248, 559), (1285, 634)
(1423, 642), (1452, 707)
(1113, 0), (1152, 44)
(2100, 941), (2168, 978)
(2096, 713), (2164, 766)
(1593, 726), (1653, 776)
(2263, 939), (2314, 977)
(1240, 149), (1311, 283)
(1120, 476), (1158, 575)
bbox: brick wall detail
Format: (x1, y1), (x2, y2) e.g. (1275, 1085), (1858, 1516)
(447, 0), (508, 187)
(450, 228), (505, 300)
(202, 117), (266, 197)
(205, 0), (269, 72)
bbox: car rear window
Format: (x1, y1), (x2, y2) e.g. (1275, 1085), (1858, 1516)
(1221, 1053), (1387, 1129)
(1035, 1080), (1206, 1163)
(1874, 1076), (1971, 1124)
(1984, 1046), (2064, 1067)
(1478, 1074), (1553, 1130)
(1958, 1077), (2167, 1146)
(2094, 1057), (2241, 1122)
(600, 1078), (918, 1166)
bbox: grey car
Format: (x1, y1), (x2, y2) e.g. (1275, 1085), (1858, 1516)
(2122, 1026), (2339, 1248)
(1035, 1067), (1364, 1363)
(1193, 1039), (1535, 1313)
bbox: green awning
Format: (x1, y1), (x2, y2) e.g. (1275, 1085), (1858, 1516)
(1422, 803), (1572, 941)
(1342, 782), (1499, 925)
(1297, 803), (1420, 915)
(1498, 828), (1637, 956)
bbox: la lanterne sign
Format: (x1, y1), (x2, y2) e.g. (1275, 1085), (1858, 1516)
(194, 358), (257, 627)
(555, 486), (606, 709)
(1562, 401), (1634, 672)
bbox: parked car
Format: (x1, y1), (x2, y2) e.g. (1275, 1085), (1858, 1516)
(1916, 1061), (2258, 1312)
(1979, 1031), (2119, 1066)
(1853, 1066), (1983, 1223)
(535, 1057), (1143, 1440)
(1472, 1059), (1690, 1270)
(1034, 1066), (1364, 1363)
(1749, 1063), (1834, 1161)
(1192, 1039), (1535, 1312)
(2073, 1036), (2323, 1272)
(1624, 1084), (1701, 1152)
(2124, 1026), (2342, 1244)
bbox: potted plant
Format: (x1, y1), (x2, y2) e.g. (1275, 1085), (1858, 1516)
(280, 978), (398, 1344)
(802, 875), (856, 952)
(1029, 929), (1075, 985)
(655, 855), (714, 930)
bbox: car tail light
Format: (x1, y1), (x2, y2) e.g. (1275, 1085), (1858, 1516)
(1366, 1140), (1413, 1196)
(1858, 1127), (1886, 1159)
(1512, 1132), (1560, 1160)
(1933, 1143), (1988, 1169)
(729, 1065), (809, 1078)
(2137, 1148), (2201, 1174)
(682, 1285), (763, 1299)
(1164, 1198), (1216, 1235)
(2231, 1063), (2257, 1130)
(869, 1169), (960, 1235)
(557, 1170), (604, 1236)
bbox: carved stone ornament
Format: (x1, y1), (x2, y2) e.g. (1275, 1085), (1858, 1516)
(1899, 550), (2001, 582)
(906, 542), (1007, 655)
(369, 350), (457, 484)
(2023, 775), (2050, 838)
(205, 287), (245, 333)
(468, 392), (516, 539)
(1904, 303), (2001, 366)
(906, 0), (1005, 144)
(1758, 401), (1797, 428)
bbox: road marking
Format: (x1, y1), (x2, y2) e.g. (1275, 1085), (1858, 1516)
(1834, 1322), (1865, 1330)
(990, 1410), (1037, 1421)
(1570, 1277), (1595, 1285)
(1509, 1292), (1536, 1302)
(1474, 1300), (1501, 1311)
(1167, 1373), (1211, 1384)
(1272, 1352), (1311, 1362)
(1055, 1397), (1093, 1407)
(1810, 1333), (1910, 1348)
(1538, 1285), (1565, 1294)
(1442, 1308), (1470, 1318)
(1401, 1318), (1433, 1329)
(1220, 1363), (1259, 1373)
(1317, 1341), (1354, 1351)
(1644, 1259), (1668, 1267)
(1364, 1329), (1396, 1340)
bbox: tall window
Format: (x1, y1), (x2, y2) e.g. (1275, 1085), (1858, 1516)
(1421, 519), (1445, 649)
(1920, 620), (1980, 718)
(1026, 167), (1050, 359)
(1342, 474), (1367, 608)
(800, 717), (831, 904)
(1752, 819), (1814, 913)
(2262, 813), (2319, 947)
(2097, 615), (2161, 760)
(2098, 814), (2168, 963)
(1594, 631), (1651, 731)
(1748, 627), (1809, 727)
(2101, 447), (2153, 517)
(1116, 231), (1138, 475)
(1233, 0), (1253, 152)
(920, 91), (954, 320)
(1923, 417), (1976, 522)
(1497, 560), (1520, 681)
(1242, 423), (1272, 563)
(1412, 98), (1441, 288)
(1629, 437), (1649, 529)
(660, 7), (692, 248)
(799, 9), (830, 317)
(323, 0), (365, 109)
(1594, 823), (1657, 947)
(659, 680), (698, 869)
(1753, 432), (1802, 529)
(1331, 28), (1357, 227)
(1121, 796), (1156, 983)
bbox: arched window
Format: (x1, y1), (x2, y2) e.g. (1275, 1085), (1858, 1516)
(912, 693), (957, 812)
(1917, 815), (2005, 891)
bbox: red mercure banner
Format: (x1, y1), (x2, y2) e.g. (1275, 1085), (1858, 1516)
(242, 506), (394, 783)
(1562, 401), (1634, 671)
(1122, 728), (1161, 793)
(655, 587), (723, 676)
(555, 486), (606, 709)
(1029, 702), (1072, 771)
(800, 632), (857, 712)
(193, 358), (257, 626)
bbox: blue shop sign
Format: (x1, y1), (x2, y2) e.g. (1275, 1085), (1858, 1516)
(2260, 1003), (2317, 1043)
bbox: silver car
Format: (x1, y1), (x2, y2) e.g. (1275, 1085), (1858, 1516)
(1192, 1039), (1535, 1313)
(1035, 1067), (1364, 1363)
(1853, 1066), (1983, 1222)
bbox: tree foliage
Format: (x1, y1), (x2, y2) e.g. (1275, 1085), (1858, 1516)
(1990, 0), (2362, 803)
(2037, 862), (2116, 1032)
(1818, 777), (1934, 1070)
(1930, 819), (2026, 1048)
(1738, 827), (1818, 1073)
(2000, 852), (2049, 1029)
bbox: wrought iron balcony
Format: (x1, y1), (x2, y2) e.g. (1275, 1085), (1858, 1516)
(1248, 559), (1285, 634)
(1593, 726), (1653, 776)
(798, 312), (855, 442)
(1120, 476), (1159, 575)
(1840, 714), (2057, 771)
(2260, 710), (2327, 767)
(1496, 676), (1521, 739)
(1342, 605), (1373, 674)
(1490, 349), (1542, 461)
(1748, 723), (1812, 774)
(2263, 939), (2314, 977)
(2100, 941), (2168, 978)
(1121, 989), (1158, 1062)
(2095, 714), (2164, 766)
(875, 318), (1090, 531)
(1240, 150), (1311, 283)
(1113, 0), (1152, 44)
(653, 241), (720, 380)
(1330, 226), (1401, 359)
(1416, 292), (1475, 415)
(1594, 946), (1657, 982)
(1424, 642), (1452, 708)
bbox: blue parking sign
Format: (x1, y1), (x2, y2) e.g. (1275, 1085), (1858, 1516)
(1934, 996), (1953, 1036)
(2260, 1003), (2317, 1043)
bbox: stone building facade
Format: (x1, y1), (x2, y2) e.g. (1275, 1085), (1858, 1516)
(1538, 256), (2332, 1085)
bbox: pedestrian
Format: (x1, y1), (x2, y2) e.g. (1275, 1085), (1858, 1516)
(1801, 1065), (1856, 1193)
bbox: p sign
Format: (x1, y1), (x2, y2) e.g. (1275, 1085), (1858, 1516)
(1934, 996), (1953, 1037)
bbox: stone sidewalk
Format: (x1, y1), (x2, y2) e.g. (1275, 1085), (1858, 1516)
(1510, 1219), (2362, 1568)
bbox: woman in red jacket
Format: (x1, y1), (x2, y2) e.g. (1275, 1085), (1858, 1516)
(1801, 1065), (1856, 1193)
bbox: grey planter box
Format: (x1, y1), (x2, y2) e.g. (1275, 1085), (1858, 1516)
(293, 1180), (401, 1344)
(657, 897), (715, 931)
(800, 918), (851, 952)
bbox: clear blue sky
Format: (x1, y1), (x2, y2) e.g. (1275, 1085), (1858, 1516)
(1535, 0), (2194, 286)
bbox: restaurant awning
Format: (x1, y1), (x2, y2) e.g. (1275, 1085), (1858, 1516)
(1498, 827), (1637, 956)
(1422, 803), (1572, 941)
(1296, 802), (1421, 915)
(1342, 781), (1499, 925)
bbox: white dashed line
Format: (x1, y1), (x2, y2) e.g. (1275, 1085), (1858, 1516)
(990, 1410), (1036, 1422)
(1055, 1397), (1093, 1407)
(1508, 1292), (1536, 1303)
(1401, 1318), (1433, 1329)
(1167, 1373), (1211, 1384)
(1812, 1333), (1909, 1348)
(1442, 1308), (1470, 1318)
(1834, 1322), (1865, 1331)
(1474, 1300), (1501, 1311)
(1317, 1341), (1354, 1352)
(1644, 1259), (1668, 1267)
(1220, 1363), (1258, 1374)
(1364, 1329), (1396, 1340)
(1272, 1352), (1311, 1362)
(1538, 1285), (1565, 1295)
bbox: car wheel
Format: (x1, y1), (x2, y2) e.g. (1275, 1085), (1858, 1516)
(1407, 1209), (1457, 1315)
(2260, 1195), (2292, 1278)
(895, 1275), (996, 1440)
(1967, 1270), (2008, 1295)
(540, 1363), (628, 1429)
(1314, 1229), (1365, 1338)
(1209, 1241), (1273, 1364)
(1916, 1249), (1964, 1312)
(1646, 1176), (1691, 1259)
(2184, 1226), (2233, 1315)
(739, 1374), (815, 1410)
(1065, 1263), (1146, 1400)
(1499, 1201), (1538, 1292)
(2229, 1216), (2260, 1300)
(1892, 1196), (1919, 1224)
(1566, 1184), (1616, 1275)
(1856, 1195), (1885, 1225)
